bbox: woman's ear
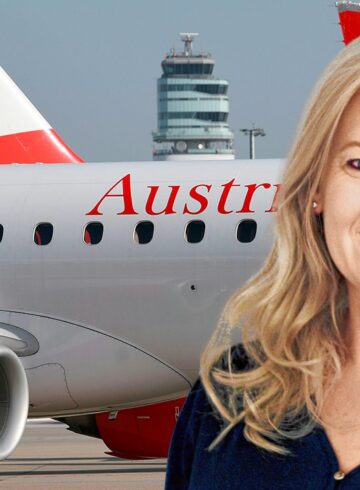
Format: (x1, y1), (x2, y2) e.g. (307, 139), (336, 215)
(313, 191), (323, 215)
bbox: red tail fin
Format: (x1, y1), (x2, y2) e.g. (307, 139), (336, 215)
(0, 67), (83, 164)
(337, 1), (360, 45)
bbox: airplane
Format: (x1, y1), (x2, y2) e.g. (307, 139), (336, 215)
(0, 64), (281, 460)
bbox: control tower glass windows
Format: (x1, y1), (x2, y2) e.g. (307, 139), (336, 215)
(160, 112), (228, 122)
(160, 84), (228, 95)
(197, 112), (228, 122)
(162, 63), (213, 76)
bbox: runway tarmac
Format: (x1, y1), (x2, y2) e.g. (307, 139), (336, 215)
(0, 420), (166, 489)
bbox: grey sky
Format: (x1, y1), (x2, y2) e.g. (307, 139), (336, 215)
(0, 0), (341, 162)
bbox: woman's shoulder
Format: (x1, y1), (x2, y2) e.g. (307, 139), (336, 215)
(169, 344), (252, 434)
(164, 376), (214, 488)
(186, 343), (251, 409)
(174, 344), (251, 434)
(165, 345), (251, 489)
(170, 343), (252, 441)
(215, 342), (254, 373)
(189, 343), (252, 406)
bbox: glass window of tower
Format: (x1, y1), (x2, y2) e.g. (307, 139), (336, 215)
(163, 64), (213, 76)
(160, 84), (227, 95)
(159, 112), (228, 122)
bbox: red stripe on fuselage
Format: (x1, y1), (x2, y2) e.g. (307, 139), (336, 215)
(0, 128), (83, 164)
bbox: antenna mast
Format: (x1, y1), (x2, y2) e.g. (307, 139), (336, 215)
(179, 33), (199, 55)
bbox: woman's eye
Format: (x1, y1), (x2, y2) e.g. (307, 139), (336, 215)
(347, 159), (360, 170)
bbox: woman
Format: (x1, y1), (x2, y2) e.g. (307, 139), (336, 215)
(166, 38), (360, 489)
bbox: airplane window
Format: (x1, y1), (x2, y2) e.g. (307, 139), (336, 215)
(0, 225), (3, 243)
(185, 220), (205, 243)
(134, 221), (154, 244)
(237, 220), (257, 243)
(34, 223), (53, 246)
(84, 222), (104, 245)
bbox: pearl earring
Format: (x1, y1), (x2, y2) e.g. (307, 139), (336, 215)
(312, 201), (318, 209)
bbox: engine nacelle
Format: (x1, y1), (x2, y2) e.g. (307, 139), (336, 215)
(0, 344), (29, 459)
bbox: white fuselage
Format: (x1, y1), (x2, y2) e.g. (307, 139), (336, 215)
(0, 159), (282, 417)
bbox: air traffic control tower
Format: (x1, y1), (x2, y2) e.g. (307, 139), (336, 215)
(152, 33), (234, 161)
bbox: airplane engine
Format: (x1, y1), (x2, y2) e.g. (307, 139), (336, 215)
(0, 345), (29, 459)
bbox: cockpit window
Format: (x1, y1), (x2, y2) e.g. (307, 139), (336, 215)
(34, 223), (53, 246)
(84, 222), (104, 245)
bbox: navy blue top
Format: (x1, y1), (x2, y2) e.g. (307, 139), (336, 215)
(165, 347), (360, 489)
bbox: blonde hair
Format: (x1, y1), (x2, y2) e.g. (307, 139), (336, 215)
(200, 38), (360, 454)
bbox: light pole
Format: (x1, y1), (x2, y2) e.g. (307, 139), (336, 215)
(240, 126), (266, 159)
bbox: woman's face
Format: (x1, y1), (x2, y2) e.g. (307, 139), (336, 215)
(315, 91), (360, 291)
